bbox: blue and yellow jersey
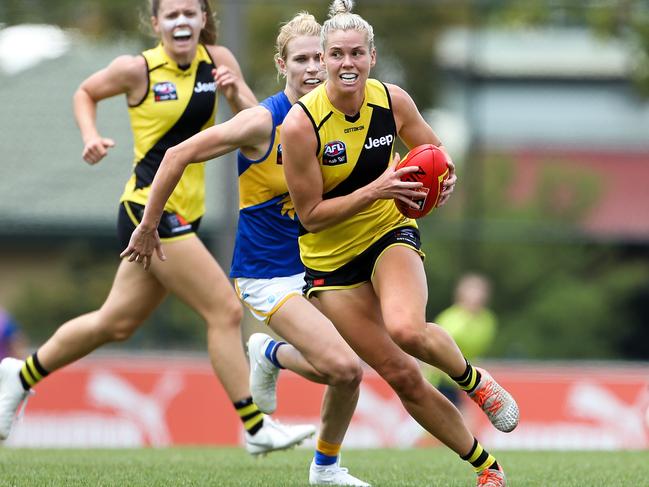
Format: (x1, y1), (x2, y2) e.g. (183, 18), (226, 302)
(296, 79), (416, 272)
(120, 43), (217, 223)
(230, 91), (303, 279)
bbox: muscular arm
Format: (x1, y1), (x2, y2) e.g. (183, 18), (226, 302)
(388, 83), (457, 206)
(72, 55), (146, 164)
(281, 105), (423, 233)
(208, 45), (258, 113)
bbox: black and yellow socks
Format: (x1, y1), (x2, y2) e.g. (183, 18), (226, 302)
(461, 438), (499, 473)
(19, 353), (49, 391)
(451, 359), (482, 394)
(234, 396), (264, 435)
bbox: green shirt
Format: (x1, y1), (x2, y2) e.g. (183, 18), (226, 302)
(425, 305), (497, 386)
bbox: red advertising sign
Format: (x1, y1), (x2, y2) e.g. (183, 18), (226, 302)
(6, 357), (649, 450)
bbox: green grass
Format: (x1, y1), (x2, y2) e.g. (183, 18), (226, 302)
(0, 447), (645, 486)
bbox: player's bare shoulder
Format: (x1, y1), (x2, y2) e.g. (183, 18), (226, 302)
(283, 103), (311, 134)
(385, 83), (416, 113)
(205, 45), (238, 69)
(109, 54), (147, 81)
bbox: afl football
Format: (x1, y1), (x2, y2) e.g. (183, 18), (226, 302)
(394, 144), (450, 219)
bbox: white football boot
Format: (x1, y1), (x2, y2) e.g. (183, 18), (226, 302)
(309, 457), (371, 486)
(245, 415), (316, 456)
(0, 358), (30, 440)
(247, 333), (280, 414)
(468, 368), (519, 433)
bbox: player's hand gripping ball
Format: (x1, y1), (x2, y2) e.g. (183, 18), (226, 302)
(394, 144), (450, 219)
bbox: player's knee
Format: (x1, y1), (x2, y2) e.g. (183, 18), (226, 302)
(206, 295), (243, 331)
(388, 324), (425, 356)
(105, 318), (142, 342)
(324, 355), (363, 389)
(379, 360), (426, 403)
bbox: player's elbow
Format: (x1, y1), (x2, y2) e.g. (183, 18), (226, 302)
(297, 214), (325, 234)
(163, 145), (192, 172)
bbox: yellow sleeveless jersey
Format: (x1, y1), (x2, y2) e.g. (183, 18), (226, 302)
(120, 43), (217, 222)
(296, 79), (416, 272)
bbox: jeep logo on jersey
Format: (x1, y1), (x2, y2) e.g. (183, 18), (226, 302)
(276, 144), (283, 165)
(153, 82), (178, 101)
(323, 140), (347, 166)
(364, 134), (394, 150)
(194, 81), (216, 93)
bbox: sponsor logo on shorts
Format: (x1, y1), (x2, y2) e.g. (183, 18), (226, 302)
(168, 214), (192, 233)
(394, 228), (419, 247)
(323, 140), (347, 166)
(313, 278), (325, 286)
(153, 82), (178, 101)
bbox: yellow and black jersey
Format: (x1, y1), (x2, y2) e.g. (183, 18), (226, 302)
(120, 43), (217, 222)
(296, 78), (416, 272)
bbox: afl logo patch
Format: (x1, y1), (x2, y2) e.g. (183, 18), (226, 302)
(323, 140), (347, 166)
(153, 82), (178, 101)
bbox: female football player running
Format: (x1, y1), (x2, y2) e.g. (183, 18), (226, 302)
(0, 0), (314, 454)
(280, 1), (519, 486)
(122, 11), (369, 486)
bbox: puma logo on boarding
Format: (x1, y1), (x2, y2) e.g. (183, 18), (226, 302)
(364, 134), (394, 150)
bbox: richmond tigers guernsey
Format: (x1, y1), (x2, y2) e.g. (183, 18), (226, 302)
(296, 78), (416, 272)
(120, 43), (217, 223)
(230, 91), (302, 279)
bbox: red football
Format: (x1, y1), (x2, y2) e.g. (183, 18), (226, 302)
(394, 144), (450, 219)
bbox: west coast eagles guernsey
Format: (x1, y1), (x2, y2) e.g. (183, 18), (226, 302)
(230, 91), (303, 279)
(120, 43), (217, 223)
(296, 79), (416, 272)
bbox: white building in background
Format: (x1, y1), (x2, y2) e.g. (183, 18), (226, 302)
(431, 27), (649, 240)
(0, 24), (70, 75)
(434, 27), (648, 151)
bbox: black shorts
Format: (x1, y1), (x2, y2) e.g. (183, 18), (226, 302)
(303, 226), (423, 297)
(117, 201), (201, 249)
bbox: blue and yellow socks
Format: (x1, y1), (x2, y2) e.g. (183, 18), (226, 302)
(314, 437), (341, 466)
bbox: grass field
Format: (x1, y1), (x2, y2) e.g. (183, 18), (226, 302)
(0, 447), (646, 486)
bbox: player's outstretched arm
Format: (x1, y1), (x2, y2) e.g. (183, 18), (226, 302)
(121, 106), (272, 268)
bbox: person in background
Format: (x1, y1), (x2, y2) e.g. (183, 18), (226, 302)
(0, 0), (314, 454)
(122, 11), (369, 486)
(0, 308), (27, 361)
(280, 1), (518, 485)
(429, 274), (498, 405)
